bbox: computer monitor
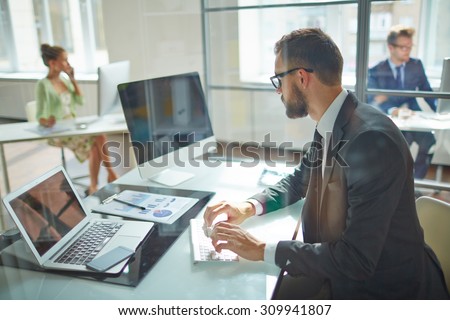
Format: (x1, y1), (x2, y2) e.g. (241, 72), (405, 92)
(431, 57), (450, 166)
(118, 72), (216, 186)
(437, 57), (450, 114)
(98, 60), (130, 116)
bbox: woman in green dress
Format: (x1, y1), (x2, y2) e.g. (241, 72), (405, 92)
(36, 44), (118, 194)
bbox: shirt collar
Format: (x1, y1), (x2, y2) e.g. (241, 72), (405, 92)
(388, 59), (405, 72)
(316, 89), (347, 138)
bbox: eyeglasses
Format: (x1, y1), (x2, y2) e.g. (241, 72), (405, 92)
(270, 67), (314, 89)
(392, 43), (413, 51)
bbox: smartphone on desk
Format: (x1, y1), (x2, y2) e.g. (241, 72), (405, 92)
(86, 246), (134, 272)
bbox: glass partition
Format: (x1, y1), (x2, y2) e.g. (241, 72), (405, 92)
(205, 1), (358, 89)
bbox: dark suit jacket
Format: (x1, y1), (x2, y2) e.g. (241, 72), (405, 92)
(367, 58), (436, 113)
(251, 92), (448, 299)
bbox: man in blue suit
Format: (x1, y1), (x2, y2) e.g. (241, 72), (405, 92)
(367, 25), (436, 179)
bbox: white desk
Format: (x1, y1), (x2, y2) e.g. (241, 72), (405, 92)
(0, 161), (302, 299)
(390, 112), (450, 132)
(0, 113), (129, 194)
(390, 112), (450, 189)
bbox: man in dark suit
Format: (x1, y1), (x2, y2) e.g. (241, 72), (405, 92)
(367, 25), (436, 179)
(204, 28), (448, 299)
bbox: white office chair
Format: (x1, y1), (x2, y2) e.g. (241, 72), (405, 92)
(416, 196), (450, 292)
(25, 100), (38, 122)
(430, 57), (450, 181)
(431, 131), (450, 181)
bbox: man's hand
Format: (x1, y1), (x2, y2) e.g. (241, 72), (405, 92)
(374, 94), (388, 105)
(390, 107), (399, 117)
(203, 200), (255, 227)
(210, 221), (265, 261)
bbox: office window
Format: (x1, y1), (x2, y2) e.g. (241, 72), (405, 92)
(33, 0), (73, 51)
(0, 0), (15, 71)
(90, 0), (106, 52)
(204, 0), (450, 90)
(369, 0), (450, 88)
(0, 0), (107, 74)
(205, 0), (349, 9)
(205, 1), (358, 88)
(237, 3), (357, 87)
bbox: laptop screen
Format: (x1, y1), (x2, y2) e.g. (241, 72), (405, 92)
(8, 170), (87, 257)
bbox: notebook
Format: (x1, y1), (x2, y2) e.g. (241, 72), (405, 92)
(2, 166), (154, 274)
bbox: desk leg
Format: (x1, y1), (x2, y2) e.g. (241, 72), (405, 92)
(0, 143), (10, 193)
(0, 143), (10, 231)
(436, 165), (443, 182)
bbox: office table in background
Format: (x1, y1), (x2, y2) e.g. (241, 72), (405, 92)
(390, 112), (450, 187)
(390, 112), (450, 132)
(0, 113), (129, 195)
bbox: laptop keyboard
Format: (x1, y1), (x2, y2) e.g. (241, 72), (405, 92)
(190, 219), (238, 263)
(55, 221), (123, 265)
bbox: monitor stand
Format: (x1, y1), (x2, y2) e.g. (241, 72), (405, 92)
(149, 169), (195, 187)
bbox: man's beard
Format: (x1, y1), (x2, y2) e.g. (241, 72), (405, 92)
(282, 84), (309, 119)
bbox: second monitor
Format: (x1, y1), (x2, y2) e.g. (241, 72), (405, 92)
(98, 60), (130, 117)
(118, 72), (216, 186)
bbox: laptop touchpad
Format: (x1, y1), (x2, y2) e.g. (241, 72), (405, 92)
(109, 235), (141, 250)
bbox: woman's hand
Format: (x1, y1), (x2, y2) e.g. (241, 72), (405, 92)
(39, 116), (56, 128)
(64, 64), (75, 80)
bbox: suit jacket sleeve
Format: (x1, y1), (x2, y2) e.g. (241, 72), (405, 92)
(366, 67), (380, 107)
(415, 60), (436, 111)
(274, 130), (409, 281)
(367, 64), (399, 114)
(250, 144), (314, 213)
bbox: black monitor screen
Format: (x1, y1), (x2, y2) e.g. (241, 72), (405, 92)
(118, 72), (214, 165)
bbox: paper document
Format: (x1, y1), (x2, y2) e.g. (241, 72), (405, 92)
(92, 190), (199, 224)
(27, 120), (76, 136)
(258, 166), (295, 186)
(418, 112), (450, 121)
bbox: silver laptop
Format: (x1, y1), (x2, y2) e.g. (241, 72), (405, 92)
(2, 166), (154, 274)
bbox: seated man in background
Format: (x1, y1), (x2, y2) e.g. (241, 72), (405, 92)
(367, 25), (436, 179)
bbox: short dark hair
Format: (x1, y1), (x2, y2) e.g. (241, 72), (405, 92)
(40, 44), (65, 67)
(274, 28), (343, 86)
(387, 25), (415, 46)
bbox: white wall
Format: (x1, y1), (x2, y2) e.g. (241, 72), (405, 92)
(102, 0), (204, 83)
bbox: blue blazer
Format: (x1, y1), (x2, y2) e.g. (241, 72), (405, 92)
(367, 58), (436, 113)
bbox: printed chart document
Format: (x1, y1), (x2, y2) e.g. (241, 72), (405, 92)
(258, 166), (295, 186)
(91, 190), (198, 224)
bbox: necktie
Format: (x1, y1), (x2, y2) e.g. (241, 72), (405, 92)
(311, 128), (323, 176)
(396, 65), (403, 89)
(290, 128), (323, 242)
